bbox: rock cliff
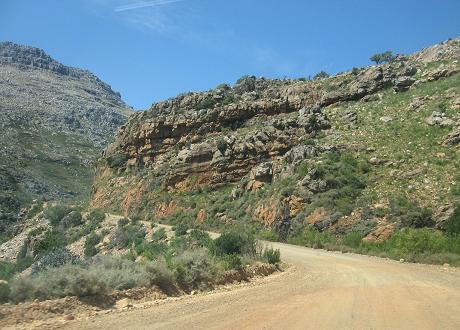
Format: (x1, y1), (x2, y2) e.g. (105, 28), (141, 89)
(93, 38), (460, 238)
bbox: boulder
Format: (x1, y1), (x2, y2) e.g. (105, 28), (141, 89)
(379, 116), (393, 123)
(393, 77), (415, 92)
(249, 162), (273, 182)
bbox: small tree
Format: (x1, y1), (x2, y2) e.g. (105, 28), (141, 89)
(370, 51), (395, 64)
(313, 71), (330, 80)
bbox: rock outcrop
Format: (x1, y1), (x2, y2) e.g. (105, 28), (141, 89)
(91, 37), (460, 237)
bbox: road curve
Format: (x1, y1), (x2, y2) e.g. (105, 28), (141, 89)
(66, 242), (460, 330)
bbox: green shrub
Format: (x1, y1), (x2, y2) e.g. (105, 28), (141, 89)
(9, 264), (107, 302)
(90, 257), (151, 291)
(0, 261), (16, 280)
(136, 241), (167, 260)
(216, 138), (228, 153)
(110, 223), (146, 249)
(263, 247), (281, 264)
(107, 153), (128, 168)
(342, 232), (363, 248)
(87, 209), (106, 224)
(222, 94), (238, 105)
(213, 231), (256, 257)
(61, 211), (82, 228)
(31, 248), (80, 274)
(26, 202), (43, 219)
(152, 228), (167, 241)
(258, 229), (279, 242)
(445, 204), (460, 235)
(172, 249), (214, 287)
(221, 254), (242, 270)
(117, 217), (130, 227)
(370, 51), (395, 64)
(143, 258), (174, 289)
(390, 197), (434, 228)
(43, 205), (72, 227)
(288, 227), (337, 249)
(386, 228), (450, 256)
(175, 223), (188, 236)
(84, 233), (101, 257)
(313, 71), (330, 80)
(0, 280), (11, 303)
(351, 67), (361, 75)
(34, 229), (66, 257)
(196, 97), (217, 110)
(189, 229), (212, 248)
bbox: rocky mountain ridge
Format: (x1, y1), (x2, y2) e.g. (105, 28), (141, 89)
(92, 37), (460, 240)
(0, 42), (133, 239)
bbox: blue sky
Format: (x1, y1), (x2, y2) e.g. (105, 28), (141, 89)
(1, 0), (459, 110)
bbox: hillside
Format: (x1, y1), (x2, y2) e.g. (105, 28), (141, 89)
(92, 37), (460, 245)
(0, 42), (133, 239)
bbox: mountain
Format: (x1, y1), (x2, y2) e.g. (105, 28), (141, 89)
(0, 42), (133, 237)
(92, 37), (460, 241)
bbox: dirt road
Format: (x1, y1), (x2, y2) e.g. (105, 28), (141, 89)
(65, 242), (460, 330)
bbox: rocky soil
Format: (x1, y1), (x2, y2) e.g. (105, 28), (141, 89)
(0, 42), (133, 238)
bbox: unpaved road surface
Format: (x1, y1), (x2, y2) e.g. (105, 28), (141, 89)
(65, 242), (460, 330)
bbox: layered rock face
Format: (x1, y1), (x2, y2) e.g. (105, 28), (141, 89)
(0, 42), (133, 235)
(93, 38), (460, 236)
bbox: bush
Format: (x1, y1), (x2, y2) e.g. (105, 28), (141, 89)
(87, 209), (106, 225)
(0, 280), (10, 303)
(106, 153), (128, 168)
(90, 257), (151, 291)
(222, 94), (238, 105)
(263, 247), (280, 264)
(445, 204), (460, 235)
(31, 248), (80, 274)
(221, 254), (242, 270)
(386, 228), (452, 256)
(175, 223), (188, 236)
(258, 229), (279, 242)
(5, 256), (172, 303)
(43, 205), (72, 227)
(189, 229), (212, 248)
(152, 228), (167, 241)
(10, 265), (107, 302)
(84, 233), (101, 257)
(390, 197), (434, 228)
(370, 51), (395, 64)
(26, 202), (43, 219)
(117, 217), (130, 227)
(144, 258), (174, 289)
(342, 232), (363, 248)
(172, 249), (214, 287)
(34, 229), (66, 257)
(288, 227), (337, 249)
(313, 71), (330, 80)
(0, 261), (16, 280)
(196, 97), (217, 110)
(213, 231), (256, 257)
(136, 241), (167, 260)
(110, 223), (146, 249)
(61, 211), (82, 228)
(216, 138), (228, 153)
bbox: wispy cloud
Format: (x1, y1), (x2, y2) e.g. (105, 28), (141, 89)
(115, 0), (186, 13)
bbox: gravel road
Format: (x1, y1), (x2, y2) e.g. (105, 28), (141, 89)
(64, 242), (460, 330)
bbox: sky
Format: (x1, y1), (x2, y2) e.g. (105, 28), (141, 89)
(1, 0), (459, 110)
